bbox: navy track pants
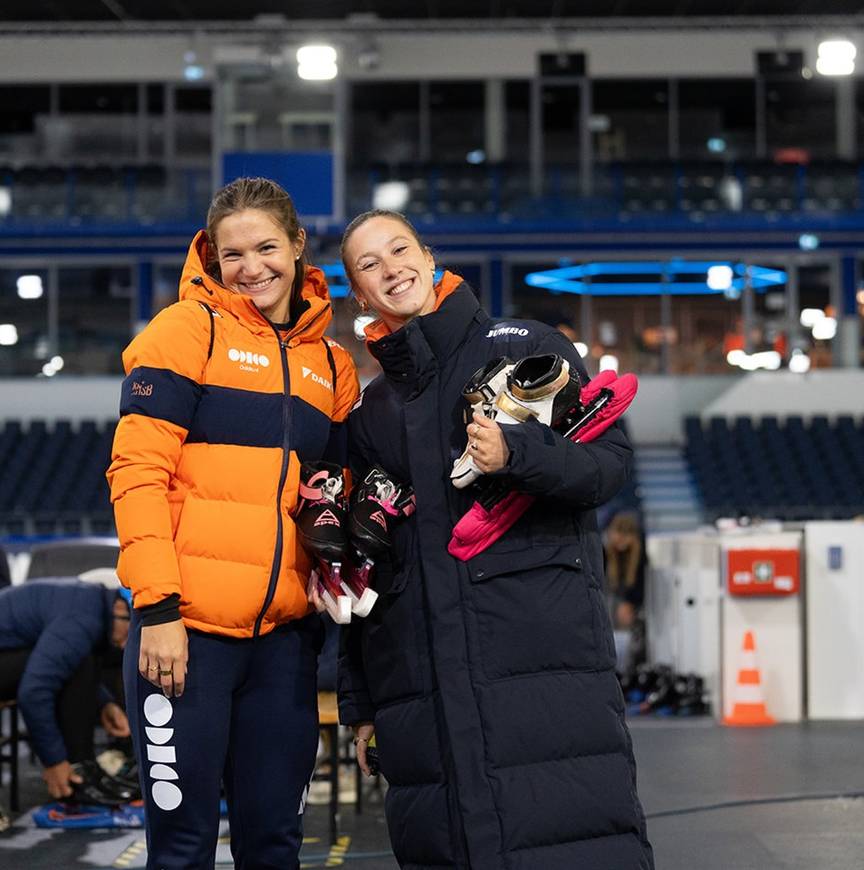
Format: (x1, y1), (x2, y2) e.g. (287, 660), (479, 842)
(124, 615), (323, 870)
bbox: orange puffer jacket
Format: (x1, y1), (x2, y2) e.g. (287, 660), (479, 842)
(107, 231), (360, 638)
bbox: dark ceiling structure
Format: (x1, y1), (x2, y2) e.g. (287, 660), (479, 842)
(3, 0), (864, 22)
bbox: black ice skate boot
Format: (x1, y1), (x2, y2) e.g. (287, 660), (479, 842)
(346, 467), (416, 616)
(296, 461), (352, 624)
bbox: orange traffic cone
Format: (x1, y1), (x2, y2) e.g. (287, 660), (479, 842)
(723, 630), (775, 727)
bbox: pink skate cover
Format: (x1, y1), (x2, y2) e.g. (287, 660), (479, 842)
(448, 372), (638, 561)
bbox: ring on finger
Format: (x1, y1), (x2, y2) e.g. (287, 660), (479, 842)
(159, 669), (173, 676)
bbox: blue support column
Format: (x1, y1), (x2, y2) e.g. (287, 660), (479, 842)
(839, 255), (861, 368)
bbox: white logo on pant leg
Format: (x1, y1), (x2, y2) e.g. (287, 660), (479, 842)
(144, 694), (183, 811)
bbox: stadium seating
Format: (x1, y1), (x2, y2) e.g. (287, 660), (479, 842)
(0, 420), (116, 536)
(684, 414), (864, 521)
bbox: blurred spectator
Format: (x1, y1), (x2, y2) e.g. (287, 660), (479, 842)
(603, 511), (648, 673)
(0, 580), (136, 802)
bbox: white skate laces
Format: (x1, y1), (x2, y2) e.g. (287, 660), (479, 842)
(450, 353), (582, 489)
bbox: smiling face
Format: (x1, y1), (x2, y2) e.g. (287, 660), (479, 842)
(214, 208), (306, 324)
(344, 215), (436, 332)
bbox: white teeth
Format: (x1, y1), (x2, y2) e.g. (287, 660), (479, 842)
(389, 278), (413, 296)
(244, 276), (276, 290)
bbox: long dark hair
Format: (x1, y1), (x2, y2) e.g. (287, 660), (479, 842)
(206, 177), (308, 307)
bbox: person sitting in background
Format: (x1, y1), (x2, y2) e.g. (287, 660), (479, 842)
(603, 511), (648, 672)
(0, 580), (136, 803)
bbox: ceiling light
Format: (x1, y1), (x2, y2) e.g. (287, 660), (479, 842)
(811, 316), (837, 340)
(0, 324), (18, 346)
(372, 181), (410, 211)
(799, 308), (824, 328)
(706, 265), (734, 291)
(599, 354), (619, 373)
(816, 39), (856, 76)
(789, 350), (811, 374)
(17, 275), (44, 300)
(297, 45), (338, 81)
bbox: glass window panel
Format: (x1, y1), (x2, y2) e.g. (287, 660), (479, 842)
(58, 85), (137, 113)
(174, 87), (211, 113)
(175, 85), (212, 159)
(429, 82), (484, 163)
(505, 81), (530, 162)
(592, 79), (669, 161)
(542, 84), (581, 165)
(57, 266), (132, 375)
(53, 85), (139, 161)
(153, 262), (184, 316)
(678, 79), (756, 160)
(350, 82), (420, 166)
(765, 78), (836, 158)
(147, 84), (165, 114)
(797, 262), (834, 368)
(0, 267), (49, 377)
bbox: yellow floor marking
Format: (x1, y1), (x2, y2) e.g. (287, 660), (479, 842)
(113, 839), (146, 868)
(325, 834), (351, 867)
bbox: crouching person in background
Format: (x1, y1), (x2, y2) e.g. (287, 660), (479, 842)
(0, 580), (136, 803)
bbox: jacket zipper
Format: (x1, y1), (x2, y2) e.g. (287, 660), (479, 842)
(253, 330), (293, 637)
(251, 304), (331, 636)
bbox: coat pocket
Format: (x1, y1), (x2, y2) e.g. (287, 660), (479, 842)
(468, 543), (610, 679)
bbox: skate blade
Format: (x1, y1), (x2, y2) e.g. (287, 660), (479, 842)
(352, 588), (379, 618)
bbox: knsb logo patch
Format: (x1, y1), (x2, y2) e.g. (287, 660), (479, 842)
(131, 381), (153, 397)
(302, 367), (333, 390)
(143, 694), (183, 811)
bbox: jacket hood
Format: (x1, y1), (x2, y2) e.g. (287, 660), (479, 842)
(179, 229), (332, 340)
(363, 270), (464, 345)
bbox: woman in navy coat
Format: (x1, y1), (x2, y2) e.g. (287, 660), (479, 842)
(337, 210), (654, 870)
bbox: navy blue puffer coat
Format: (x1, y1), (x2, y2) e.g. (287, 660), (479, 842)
(339, 284), (654, 870)
(0, 580), (116, 765)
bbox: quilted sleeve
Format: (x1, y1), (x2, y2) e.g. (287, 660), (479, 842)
(106, 302), (212, 607)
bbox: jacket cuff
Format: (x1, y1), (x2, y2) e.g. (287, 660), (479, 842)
(137, 593), (182, 626)
(338, 694), (376, 727)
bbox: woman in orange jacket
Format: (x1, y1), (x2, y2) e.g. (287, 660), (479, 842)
(107, 177), (359, 869)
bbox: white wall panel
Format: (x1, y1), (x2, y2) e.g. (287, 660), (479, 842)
(805, 521), (864, 720)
